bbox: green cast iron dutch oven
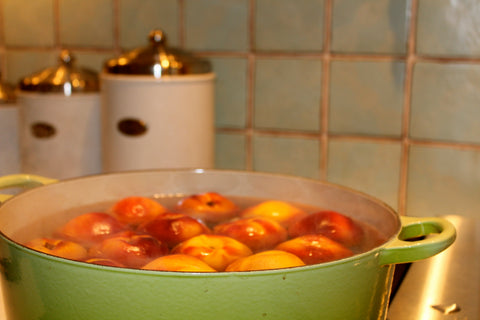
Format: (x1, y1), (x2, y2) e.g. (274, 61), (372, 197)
(0, 169), (455, 320)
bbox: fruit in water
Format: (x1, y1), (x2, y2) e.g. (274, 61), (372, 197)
(240, 200), (307, 228)
(139, 212), (211, 248)
(172, 234), (252, 271)
(25, 237), (88, 261)
(142, 254), (216, 272)
(55, 212), (125, 246)
(110, 196), (167, 228)
(288, 210), (364, 247)
(225, 250), (305, 272)
(213, 217), (287, 252)
(88, 230), (169, 268)
(275, 234), (354, 265)
(175, 192), (239, 224)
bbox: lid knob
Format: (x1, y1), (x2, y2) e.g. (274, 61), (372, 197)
(149, 29), (166, 45)
(59, 49), (74, 65)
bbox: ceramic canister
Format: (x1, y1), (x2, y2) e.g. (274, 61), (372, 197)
(101, 29), (215, 172)
(0, 80), (19, 176)
(17, 50), (101, 179)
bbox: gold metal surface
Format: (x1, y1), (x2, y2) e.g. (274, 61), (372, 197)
(18, 50), (99, 95)
(103, 29), (211, 77)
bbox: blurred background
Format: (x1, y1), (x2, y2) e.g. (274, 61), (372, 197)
(0, 0), (479, 219)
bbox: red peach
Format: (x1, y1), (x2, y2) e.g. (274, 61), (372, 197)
(142, 254), (216, 272)
(55, 212), (125, 246)
(288, 210), (364, 247)
(275, 234), (354, 265)
(172, 234), (252, 271)
(240, 200), (308, 228)
(88, 230), (168, 269)
(25, 237), (88, 261)
(139, 212), (211, 248)
(225, 250), (305, 272)
(110, 196), (167, 228)
(213, 217), (287, 252)
(175, 192), (239, 224)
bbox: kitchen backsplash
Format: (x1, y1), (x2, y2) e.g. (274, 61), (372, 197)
(1, 0), (479, 219)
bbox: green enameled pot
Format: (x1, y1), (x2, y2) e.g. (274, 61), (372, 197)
(0, 170), (455, 320)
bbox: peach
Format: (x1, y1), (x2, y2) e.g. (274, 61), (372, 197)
(142, 254), (216, 272)
(288, 210), (364, 247)
(225, 250), (305, 272)
(110, 196), (167, 228)
(240, 200), (307, 228)
(213, 217), (287, 252)
(172, 234), (252, 271)
(55, 212), (125, 246)
(88, 230), (169, 268)
(25, 237), (88, 261)
(275, 234), (354, 265)
(84, 258), (126, 268)
(175, 192), (239, 224)
(139, 212), (211, 248)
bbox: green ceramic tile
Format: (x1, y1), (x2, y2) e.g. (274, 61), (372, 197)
(255, 0), (324, 52)
(184, 0), (248, 51)
(406, 145), (480, 219)
(210, 57), (248, 128)
(410, 62), (480, 144)
(119, 0), (179, 49)
(327, 139), (401, 210)
(329, 60), (404, 136)
(331, 0), (408, 54)
(5, 50), (58, 85)
(254, 58), (322, 132)
(417, 0), (480, 57)
(59, 0), (114, 48)
(3, 0), (55, 47)
(253, 135), (320, 179)
(215, 132), (246, 170)
(74, 51), (115, 74)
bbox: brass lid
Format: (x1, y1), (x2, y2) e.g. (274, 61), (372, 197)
(18, 50), (99, 95)
(103, 29), (212, 77)
(0, 79), (16, 104)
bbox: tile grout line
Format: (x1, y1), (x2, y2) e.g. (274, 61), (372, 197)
(112, 0), (120, 54)
(178, 0), (185, 47)
(398, 0), (419, 216)
(319, 0), (333, 181)
(53, 0), (60, 50)
(244, 0), (256, 171)
(216, 127), (480, 150)
(0, 0), (6, 82)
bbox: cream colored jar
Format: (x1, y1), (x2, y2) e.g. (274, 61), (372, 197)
(101, 29), (215, 172)
(17, 50), (101, 179)
(0, 81), (19, 176)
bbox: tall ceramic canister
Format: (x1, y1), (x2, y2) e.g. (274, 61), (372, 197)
(101, 29), (215, 172)
(0, 79), (20, 175)
(17, 50), (102, 179)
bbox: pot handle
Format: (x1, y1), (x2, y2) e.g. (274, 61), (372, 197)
(0, 174), (57, 203)
(378, 216), (456, 266)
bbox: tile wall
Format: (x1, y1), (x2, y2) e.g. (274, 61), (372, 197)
(1, 0), (479, 219)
